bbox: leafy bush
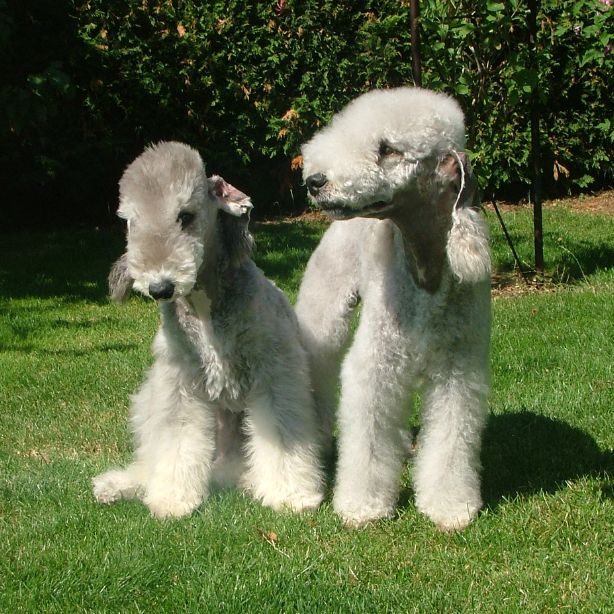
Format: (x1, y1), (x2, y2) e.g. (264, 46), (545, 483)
(420, 0), (614, 197)
(0, 0), (612, 226)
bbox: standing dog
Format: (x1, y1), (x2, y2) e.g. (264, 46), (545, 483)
(296, 88), (491, 530)
(93, 141), (324, 518)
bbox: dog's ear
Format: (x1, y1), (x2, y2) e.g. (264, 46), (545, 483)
(108, 253), (134, 303)
(207, 175), (254, 266)
(437, 151), (476, 204)
(441, 152), (492, 284)
(207, 175), (253, 217)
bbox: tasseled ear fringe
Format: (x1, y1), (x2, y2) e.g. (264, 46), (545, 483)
(108, 253), (134, 302)
(208, 174), (255, 269)
(445, 150), (491, 284)
(447, 206), (491, 284)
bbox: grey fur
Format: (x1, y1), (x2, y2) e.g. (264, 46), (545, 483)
(93, 141), (324, 518)
(108, 253), (133, 303)
(297, 88), (492, 531)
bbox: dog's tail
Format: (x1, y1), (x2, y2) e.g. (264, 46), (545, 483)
(108, 253), (134, 303)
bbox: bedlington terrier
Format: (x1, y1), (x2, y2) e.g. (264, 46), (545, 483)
(93, 141), (324, 519)
(296, 87), (491, 531)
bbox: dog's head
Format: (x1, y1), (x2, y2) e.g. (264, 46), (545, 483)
(302, 88), (490, 284)
(301, 87), (466, 219)
(110, 141), (252, 303)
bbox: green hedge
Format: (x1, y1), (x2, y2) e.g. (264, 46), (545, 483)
(1, 0), (612, 226)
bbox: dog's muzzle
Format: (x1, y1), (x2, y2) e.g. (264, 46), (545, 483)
(305, 173), (328, 196)
(149, 279), (175, 301)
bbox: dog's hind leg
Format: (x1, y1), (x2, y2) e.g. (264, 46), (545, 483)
(295, 220), (363, 454)
(93, 357), (217, 518)
(211, 408), (246, 490)
(92, 465), (144, 504)
(93, 396), (149, 505)
(107, 354), (216, 518)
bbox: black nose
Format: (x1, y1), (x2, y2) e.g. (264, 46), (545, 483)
(149, 279), (175, 300)
(305, 173), (328, 195)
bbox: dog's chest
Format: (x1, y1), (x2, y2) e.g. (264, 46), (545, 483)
(375, 250), (452, 364)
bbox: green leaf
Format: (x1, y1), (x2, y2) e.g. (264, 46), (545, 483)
(486, 2), (506, 13)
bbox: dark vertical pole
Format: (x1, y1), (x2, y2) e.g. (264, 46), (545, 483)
(528, 0), (544, 279)
(410, 0), (422, 87)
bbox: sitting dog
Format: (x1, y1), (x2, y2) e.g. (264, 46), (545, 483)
(296, 88), (491, 530)
(93, 141), (324, 518)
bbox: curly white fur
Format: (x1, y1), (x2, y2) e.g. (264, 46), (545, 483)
(297, 88), (491, 530)
(93, 142), (324, 518)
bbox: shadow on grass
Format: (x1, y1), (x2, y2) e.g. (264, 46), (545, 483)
(0, 229), (125, 303)
(395, 410), (614, 515)
(0, 222), (328, 303)
(252, 220), (327, 283)
(482, 410), (614, 505)
(550, 240), (614, 283)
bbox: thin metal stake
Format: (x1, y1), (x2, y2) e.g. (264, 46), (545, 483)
(490, 200), (531, 285)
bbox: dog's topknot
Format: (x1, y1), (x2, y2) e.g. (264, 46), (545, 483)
(326, 87), (464, 153)
(118, 141), (207, 221)
(302, 87), (466, 182)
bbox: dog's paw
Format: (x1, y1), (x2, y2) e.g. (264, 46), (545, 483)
(333, 497), (395, 527)
(416, 497), (481, 532)
(92, 469), (138, 504)
(243, 468), (325, 513)
(259, 491), (324, 513)
(143, 490), (205, 519)
(280, 491), (324, 513)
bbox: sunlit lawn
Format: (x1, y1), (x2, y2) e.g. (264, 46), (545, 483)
(1, 206), (613, 612)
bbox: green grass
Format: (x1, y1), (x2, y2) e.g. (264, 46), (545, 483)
(485, 205), (614, 284)
(1, 208), (613, 612)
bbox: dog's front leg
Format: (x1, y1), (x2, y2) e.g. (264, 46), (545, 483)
(413, 283), (490, 531)
(295, 221), (363, 457)
(131, 357), (217, 519)
(413, 369), (489, 531)
(333, 310), (412, 526)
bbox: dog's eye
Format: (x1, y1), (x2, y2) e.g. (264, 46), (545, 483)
(177, 211), (195, 229)
(378, 142), (401, 158)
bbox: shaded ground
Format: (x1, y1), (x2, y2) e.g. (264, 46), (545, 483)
(484, 190), (614, 297)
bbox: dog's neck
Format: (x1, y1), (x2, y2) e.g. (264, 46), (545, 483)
(190, 216), (251, 316)
(384, 185), (457, 293)
(190, 223), (223, 310)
